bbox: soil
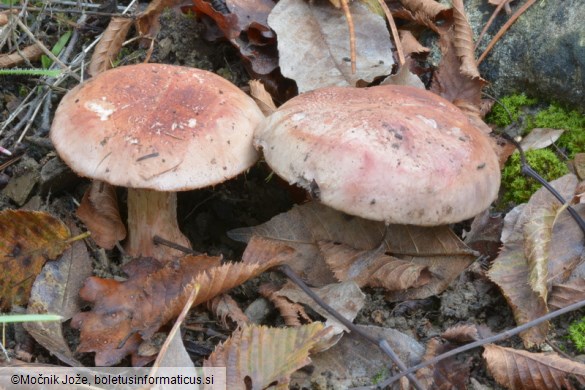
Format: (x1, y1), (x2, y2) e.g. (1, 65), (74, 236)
(1, 5), (583, 390)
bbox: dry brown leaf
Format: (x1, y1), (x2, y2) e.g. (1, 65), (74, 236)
(319, 241), (431, 291)
(489, 174), (583, 347)
(259, 283), (310, 327)
(441, 323), (494, 344)
(268, 0), (394, 92)
(399, 0), (449, 19)
(135, 0), (183, 38)
(520, 128), (565, 152)
(204, 323), (329, 389)
(417, 337), (472, 389)
(76, 181), (126, 249)
(484, 344), (585, 390)
(71, 255), (279, 366)
(88, 17), (133, 77)
(0, 44), (43, 68)
(451, 0), (480, 79)
(232, 202), (476, 297)
(249, 79), (277, 115)
(0, 210), (71, 310)
(549, 279), (585, 311)
(208, 294), (249, 328)
(523, 204), (559, 301)
(398, 29), (430, 56)
(24, 224), (92, 367)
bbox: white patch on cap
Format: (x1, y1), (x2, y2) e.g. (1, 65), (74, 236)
(85, 99), (116, 121)
(188, 118), (197, 128)
(416, 115), (437, 129)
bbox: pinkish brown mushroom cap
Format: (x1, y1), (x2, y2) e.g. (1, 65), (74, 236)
(51, 63), (264, 190)
(254, 85), (501, 225)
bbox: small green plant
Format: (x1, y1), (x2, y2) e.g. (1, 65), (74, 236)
(487, 93), (537, 127)
(501, 149), (569, 205)
(0, 314), (63, 323)
(41, 30), (72, 69)
(531, 104), (585, 158)
(568, 317), (585, 352)
(0, 68), (61, 77)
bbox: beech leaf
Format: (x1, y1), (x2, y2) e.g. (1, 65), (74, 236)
(88, 17), (133, 77)
(484, 344), (585, 390)
(204, 323), (330, 389)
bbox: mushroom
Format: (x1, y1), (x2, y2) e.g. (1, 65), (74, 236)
(51, 63), (264, 260)
(254, 85), (500, 225)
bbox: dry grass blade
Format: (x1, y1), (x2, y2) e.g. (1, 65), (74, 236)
(88, 17), (133, 77)
(451, 0), (480, 79)
(204, 323), (330, 389)
(484, 344), (585, 390)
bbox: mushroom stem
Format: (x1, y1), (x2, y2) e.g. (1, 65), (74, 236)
(125, 188), (191, 261)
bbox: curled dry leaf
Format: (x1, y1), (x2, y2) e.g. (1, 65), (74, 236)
(208, 294), (249, 329)
(88, 17), (133, 77)
(76, 181), (126, 250)
(259, 284), (310, 327)
(549, 279), (585, 311)
(0, 44), (43, 68)
(72, 255), (279, 366)
(441, 323), (494, 344)
(484, 344), (585, 390)
(204, 323), (330, 389)
(135, 0), (183, 38)
(450, 0), (480, 79)
(0, 210), (71, 310)
(400, 0), (450, 19)
(417, 337), (472, 390)
(319, 241), (432, 291)
(268, 0), (394, 92)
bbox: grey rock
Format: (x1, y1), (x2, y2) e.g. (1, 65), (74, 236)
(2, 156), (40, 206)
(465, 0), (585, 111)
(244, 298), (271, 324)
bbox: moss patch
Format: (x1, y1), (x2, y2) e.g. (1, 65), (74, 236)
(531, 104), (585, 158)
(568, 317), (585, 353)
(501, 149), (569, 205)
(486, 93), (537, 127)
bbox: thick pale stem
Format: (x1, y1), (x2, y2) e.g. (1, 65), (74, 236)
(125, 188), (191, 261)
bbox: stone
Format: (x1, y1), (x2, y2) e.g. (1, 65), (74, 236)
(465, 0), (585, 111)
(2, 156), (40, 206)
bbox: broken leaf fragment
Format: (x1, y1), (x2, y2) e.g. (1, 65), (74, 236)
(0, 210), (71, 310)
(204, 323), (331, 389)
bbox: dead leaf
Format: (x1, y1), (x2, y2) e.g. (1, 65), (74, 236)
(417, 338), (472, 389)
(398, 29), (430, 56)
(0, 44), (44, 68)
(451, 0), (480, 79)
(520, 128), (565, 152)
(204, 323), (330, 389)
(399, 0), (450, 20)
(291, 324), (424, 389)
(319, 241), (431, 291)
(276, 280), (365, 338)
(259, 284), (310, 327)
(549, 279), (585, 311)
(441, 323), (494, 344)
(268, 0), (394, 92)
(88, 17), (133, 77)
(484, 344), (585, 390)
(209, 294), (250, 328)
(71, 255), (279, 366)
(76, 181), (126, 249)
(136, 0), (183, 38)
(488, 174), (582, 347)
(249, 79), (277, 115)
(0, 210), (71, 310)
(24, 223), (92, 366)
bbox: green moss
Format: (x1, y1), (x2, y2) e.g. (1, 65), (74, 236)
(501, 149), (569, 205)
(568, 317), (585, 352)
(531, 104), (585, 158)
(486, 93), (537, 127)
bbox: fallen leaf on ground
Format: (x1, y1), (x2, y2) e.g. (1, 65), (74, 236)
(483, 344), (585, 390)
(0, 210), (71, 310)
(417, 337), (472, 389)
(549, 279), (585, 311)
(72, 255), (280, 366)
(488, 174), (584, 347)
(24, 223), (92, 367)
(520, 128), (565, 151)
(208, 294), (250, 328)
(260, 284), (310, 327)
(76, 181), (126, 249)
(268, 0), (394, 92)
(204, 323), (330, 389)
(88, 17), (133, 77)
(291, 324), (424, 389)
(319, 240), (431, 291)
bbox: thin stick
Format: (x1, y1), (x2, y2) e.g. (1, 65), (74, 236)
(474, 0), (511, 50)
(378, 298), (585, 388)
(153, 235), (202, 256)
(339, 0), (356, 74)
(477, 0), (536, 65)
(278, 264), (425, 390)
(377, 0), (405, 67)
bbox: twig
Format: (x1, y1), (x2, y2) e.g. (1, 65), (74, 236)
(0, 4), (134, 17)
(278, 264), (425, 390)
(377, 0), (405, 67)
(376, 298), (585, 388)
(339, 0), (356, 74)
(477, 0), (537, 65)
(153, 235), (201, 256)
(11, 15), (80, 80)
(474, 0), (511, 50)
